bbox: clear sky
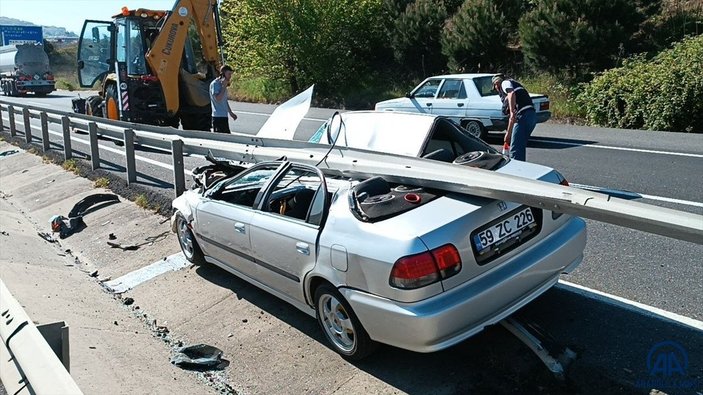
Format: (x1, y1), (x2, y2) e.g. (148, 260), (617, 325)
(0, 0), (177, 36)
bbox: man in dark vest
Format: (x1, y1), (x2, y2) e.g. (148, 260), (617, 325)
(492, 74), (536, 161)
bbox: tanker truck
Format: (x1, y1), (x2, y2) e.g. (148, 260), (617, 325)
(0, 42), (56, 96)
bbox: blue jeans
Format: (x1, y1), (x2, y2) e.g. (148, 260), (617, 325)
(509, 109), (536, 161)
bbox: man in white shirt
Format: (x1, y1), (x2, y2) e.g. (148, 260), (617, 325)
(209, 65), (238, 133)
(492, 74), (536, 161)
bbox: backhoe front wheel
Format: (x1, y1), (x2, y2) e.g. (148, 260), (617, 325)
(105, 84), (120, 120)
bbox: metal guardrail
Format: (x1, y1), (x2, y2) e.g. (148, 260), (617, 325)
(0, 279), (83, 395)
(0, 99), (701, 244)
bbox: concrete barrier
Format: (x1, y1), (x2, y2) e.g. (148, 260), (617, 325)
(0, 279), (83, 395)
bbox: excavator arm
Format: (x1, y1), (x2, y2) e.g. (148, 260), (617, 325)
(145, 0), (223, 115)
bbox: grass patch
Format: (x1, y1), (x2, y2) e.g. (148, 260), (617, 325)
(62, 159), (80, 174)
(229, 77), (292, 103)
(134, 194), (149, 209)
(41, 155), (52, 164)
(94, 177), (110, 188)
(518, 73), (586, 122)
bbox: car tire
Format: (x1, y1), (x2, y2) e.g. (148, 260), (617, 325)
(462, 120), (486, 140)
(175, 212), (205, 265)
(314, 283), (377, 360)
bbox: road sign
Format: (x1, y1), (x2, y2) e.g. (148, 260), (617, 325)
(0, 25), (44, 46)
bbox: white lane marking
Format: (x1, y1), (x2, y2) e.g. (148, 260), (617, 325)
(104, 253), (191, 293)
(533, 137), (703, 158)
(557, 280), (703, 331)
(7, 118), (194, 176)
(571, 183), (703, 208)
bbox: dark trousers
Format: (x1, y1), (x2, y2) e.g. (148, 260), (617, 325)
(212, 117), (230, 134)
(509, 109), (536, 161)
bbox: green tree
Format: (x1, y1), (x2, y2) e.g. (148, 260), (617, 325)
(389, 0), (449, 79)
(518, 0), (643, 77)
(220, 0), (384, 101)
(441, 0), (526, 73)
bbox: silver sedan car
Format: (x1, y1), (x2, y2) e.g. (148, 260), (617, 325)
(172, 149), (587, 360)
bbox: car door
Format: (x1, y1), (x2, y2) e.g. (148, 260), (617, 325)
(249, 164), (329, 303)
(195, 163), (283, 279)
(408, 78), (442, 114)
(77, 20), (114, 88)
(431, 79), (468, 118)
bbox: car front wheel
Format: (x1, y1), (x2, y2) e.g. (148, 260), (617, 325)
(175, 212), (205, 264)
(463, 120), (487, 140)
(314, 284), (377, 360)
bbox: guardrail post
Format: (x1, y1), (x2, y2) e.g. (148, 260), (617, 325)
(89, 122), (100, 170)
(124, 129), (137, 185)
(41, 112), (50, 152)
(61, 116), (72, 160)
(23, 108), (31, 143)
(171, 139), (185, 197)
(8, 105), (16, 136)
(0, 105), (4, 131)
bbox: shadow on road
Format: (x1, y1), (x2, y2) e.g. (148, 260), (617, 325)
(484, 135), (599, 150)
(196, 263), (702, 394)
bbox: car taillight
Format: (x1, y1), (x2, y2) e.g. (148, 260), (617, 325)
(432, 244), (462, 278)
(390, 244), (462, 289)
(540, 101), (550, 111)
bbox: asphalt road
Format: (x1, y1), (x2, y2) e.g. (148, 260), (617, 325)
(0, 91), (701, 323)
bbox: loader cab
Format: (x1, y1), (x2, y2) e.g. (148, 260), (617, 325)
(77, 11), (171, 124)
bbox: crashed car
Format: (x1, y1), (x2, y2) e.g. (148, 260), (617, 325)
(171, 133), (587, 359)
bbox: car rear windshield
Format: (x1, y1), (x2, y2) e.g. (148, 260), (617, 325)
(473, 76), (498, 97)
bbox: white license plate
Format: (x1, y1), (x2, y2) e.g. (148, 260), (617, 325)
(473, 207), (535, 251)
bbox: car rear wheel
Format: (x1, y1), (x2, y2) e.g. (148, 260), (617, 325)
(462, 120), (486, 140)
(175, 212), (205, 264)
(314, 284), (377, 360)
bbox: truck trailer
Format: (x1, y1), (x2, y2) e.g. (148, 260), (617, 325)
(0, 42), (55, 96)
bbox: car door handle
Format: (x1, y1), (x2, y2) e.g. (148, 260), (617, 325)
(426, 103), (432, 107)
(457, 103), (464, 107)
(296, 242), (310, 255)
(234, 223), (246, 234)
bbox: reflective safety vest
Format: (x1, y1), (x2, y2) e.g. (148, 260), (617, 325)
(501, 80), (534, 115)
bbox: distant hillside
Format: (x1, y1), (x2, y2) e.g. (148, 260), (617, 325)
(0, 16), (77, 37)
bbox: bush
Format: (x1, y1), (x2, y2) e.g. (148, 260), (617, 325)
(441, 0), (526, 73)
(577, 35), (703, 132)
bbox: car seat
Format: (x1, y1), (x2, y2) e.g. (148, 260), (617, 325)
(286, 188), (316, 220)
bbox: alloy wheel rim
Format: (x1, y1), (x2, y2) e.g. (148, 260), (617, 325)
(177, 219), (194, 257)
(319, 294), (355, 352)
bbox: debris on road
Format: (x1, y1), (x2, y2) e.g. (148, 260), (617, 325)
(37, 231), (57, 243)
(49, 194), (120, 238)
(0, 149), (19, 157)
(171, 344), (229, 371)
(108, 233), (117, 240)
(90, 270), (99, 277)
(123, 297), (135, 306)
(1, 230), (9, 236)
(107, 241), (140, 251)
